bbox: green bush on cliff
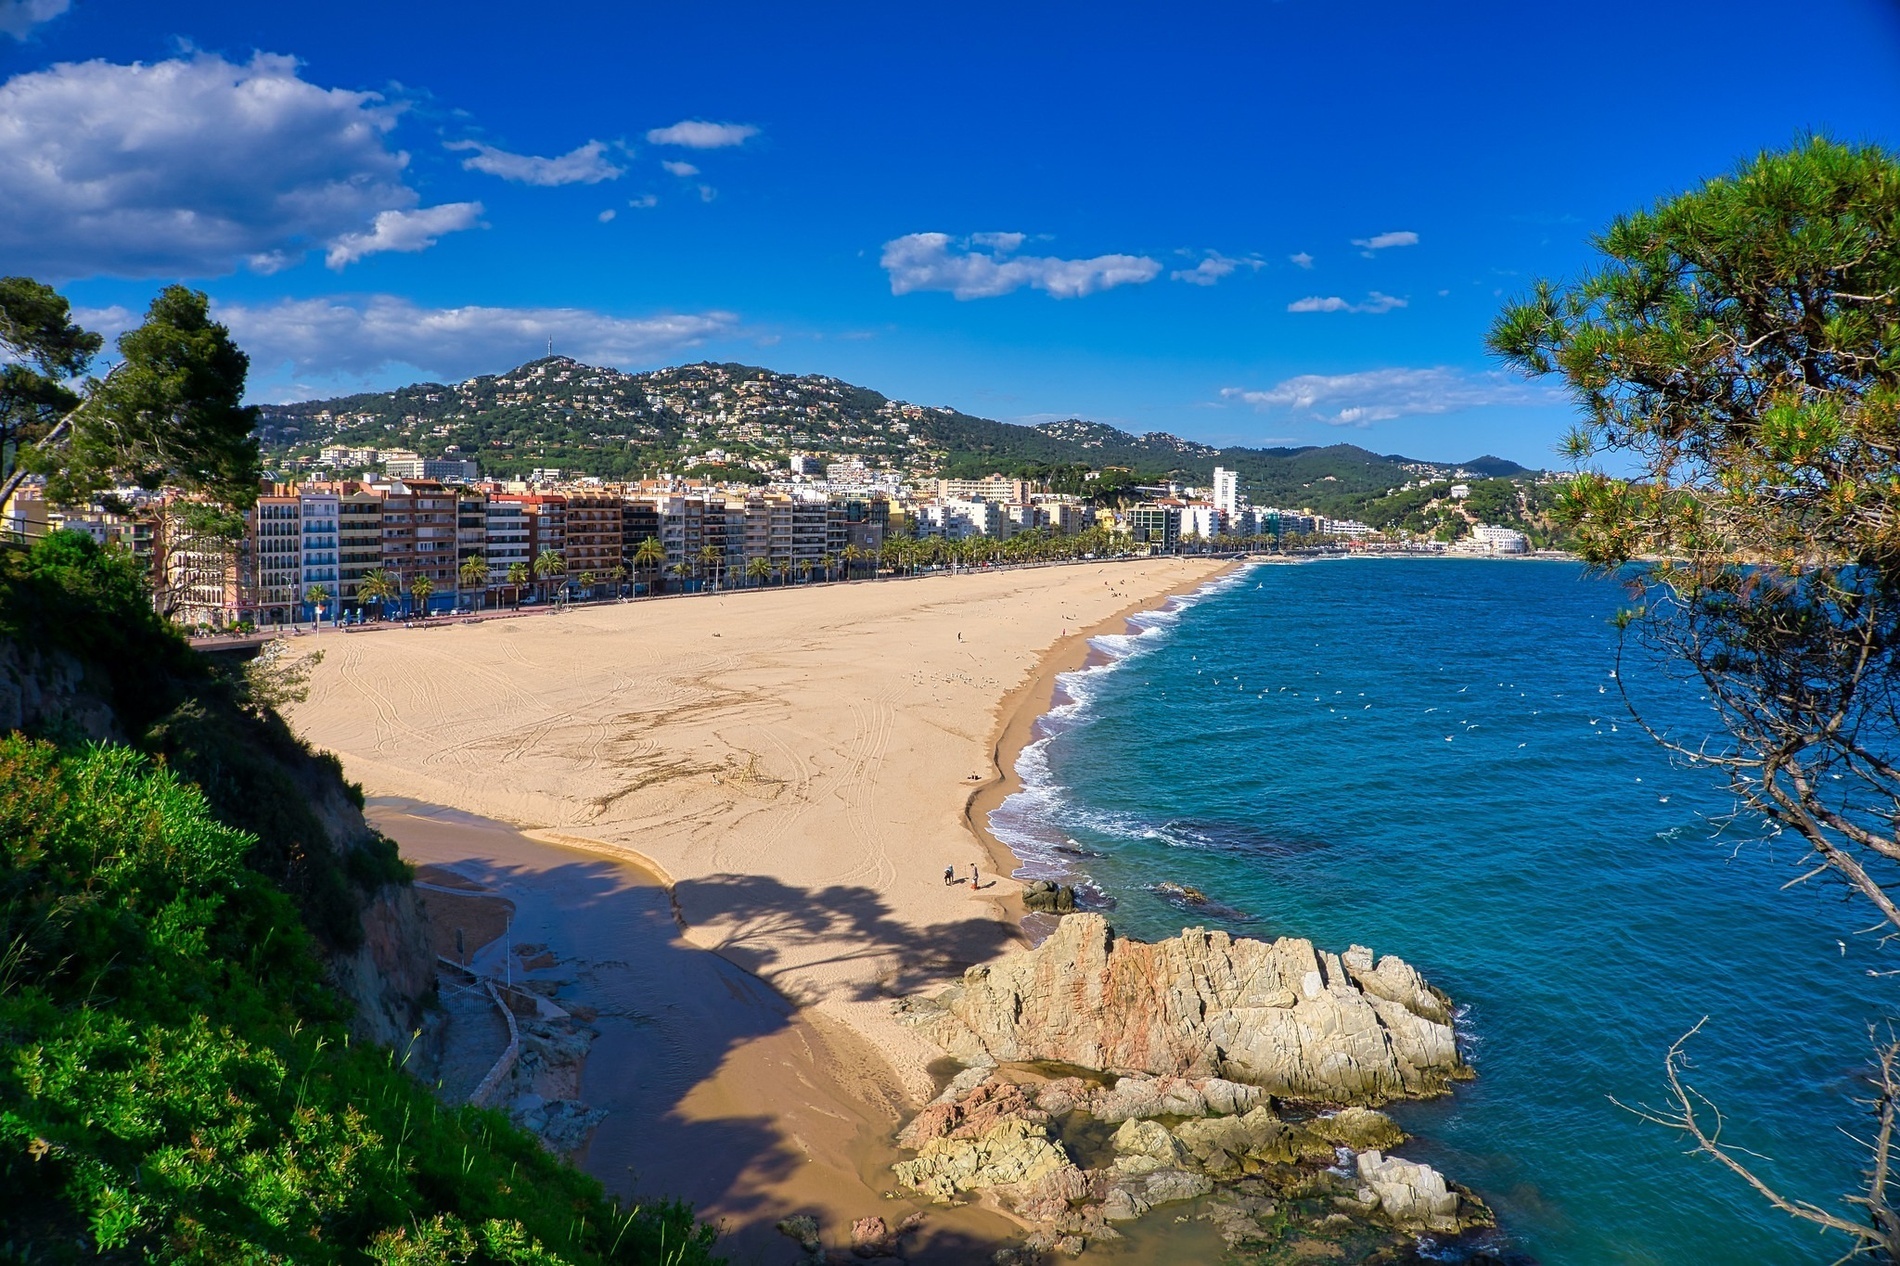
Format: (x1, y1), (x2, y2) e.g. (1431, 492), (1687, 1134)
(0, 531), (403, 949)
(0, 735), (716, 1264)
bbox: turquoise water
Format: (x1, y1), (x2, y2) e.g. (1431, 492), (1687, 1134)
(990, 557), (1885, 1264)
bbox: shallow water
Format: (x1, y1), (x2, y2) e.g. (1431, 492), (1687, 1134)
(990, 557), (1887, 1263)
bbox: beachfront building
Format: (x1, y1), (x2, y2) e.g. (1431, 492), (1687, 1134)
(334, 485), (384, 614)
(1127, 504), (1181, 549)
(484, 497), (530, 586)
(252, 491), (303, 625)
(377, 479), (459, 613)
(299, 490), (340, 622)
(1179, 502), (1224, 541)
(565, 495), (624, 594)
(519, 495), (569, 586)
(158, 496), (249, 628)
(456, 490), (487, 599)
(1463, 523), (1529, 554)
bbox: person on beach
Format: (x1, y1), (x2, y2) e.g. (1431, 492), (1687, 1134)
(970, 862), (980, 886)
(943, 865), (955, 885)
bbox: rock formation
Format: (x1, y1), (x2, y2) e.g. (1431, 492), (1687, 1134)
(899, 914), (1465, 1105)
(1020, 879), (1077, 914)
(891, 918), (1489, 1259)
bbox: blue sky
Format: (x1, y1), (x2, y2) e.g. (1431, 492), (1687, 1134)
(4, 0), (1899, 466)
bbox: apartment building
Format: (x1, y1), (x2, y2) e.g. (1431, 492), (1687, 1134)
(564, 495), (624, 591)
(494, 494), (568, 585)
(159, 497), (248, 627)
(484, 497), (529, 585)
(1127, 504), (1181, 549)
(936, 476), (1031, 504)
(252, 491), (303, 625)
(456, 489), (487, 579)
(299, 490), (339, 620)
(380, 479), (458, 608)
(335, 486), (384, 611)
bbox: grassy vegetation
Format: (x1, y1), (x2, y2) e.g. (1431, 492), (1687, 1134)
(0, 534), (720, 1263)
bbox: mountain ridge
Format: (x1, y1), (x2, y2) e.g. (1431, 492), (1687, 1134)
(254, 357), (1540, 514)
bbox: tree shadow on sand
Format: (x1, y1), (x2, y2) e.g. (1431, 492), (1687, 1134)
(670, 871), (1020, 1002)
(398, 831), (1022, 1265)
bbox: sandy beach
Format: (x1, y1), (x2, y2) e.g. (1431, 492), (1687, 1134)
(291, 558), (1233, 1257)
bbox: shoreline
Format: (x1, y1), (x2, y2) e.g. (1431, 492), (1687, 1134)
(963, 558), (1249, 920)
(295, 557), (1236, 1260)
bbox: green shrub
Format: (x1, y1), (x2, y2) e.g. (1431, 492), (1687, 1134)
(0, 736), (717, 1264)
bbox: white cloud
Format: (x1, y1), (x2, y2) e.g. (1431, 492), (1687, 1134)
(661, 159), (699, 177)
(0, 51), (451, 278)
(882, 232), (1161, 300)
(1287, 291), (1406, 314)
(446, 138), (624, 186)
(697, 184), (718, 202)
(1171, 251), (1263, 286)
(1221, 367), (1551, 426)
(1351, 230), (1419, 251)
(218, 295), (740, 382)
(628, 194), (658, 209)
(645, 119), (758, 148)
(597, 208), (616, 223)
(0, 0), (68, 38)
(1288, 251), (1314, 269)
(323, 202), (482, 269)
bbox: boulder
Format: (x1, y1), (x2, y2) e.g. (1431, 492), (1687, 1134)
(1086, 1073), (1264, 1123)
(1307, 1107), (1404, 1153)
(1021, 880), (1077, 914)
(901, 915), (1464, 1106)
(1169, 1106), (1333, 1175)
(892, 1116), (1076, 1198)
(1353, 1150), (1467, 1233)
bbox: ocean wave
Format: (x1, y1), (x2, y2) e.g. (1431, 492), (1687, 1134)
(990, 564), (1260, 882)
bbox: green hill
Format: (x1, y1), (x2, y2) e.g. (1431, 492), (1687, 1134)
(255, 358), (1543, 519)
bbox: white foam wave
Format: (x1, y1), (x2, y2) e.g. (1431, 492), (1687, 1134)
(990, 564), (1260, 878)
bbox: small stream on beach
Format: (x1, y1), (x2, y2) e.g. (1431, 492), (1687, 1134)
(990, 557), (1887, 1264)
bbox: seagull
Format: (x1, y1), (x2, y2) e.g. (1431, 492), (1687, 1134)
(1840, 940), (1848, 956)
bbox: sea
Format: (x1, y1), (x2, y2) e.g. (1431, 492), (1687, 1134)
(988, 556), (1886, 1264)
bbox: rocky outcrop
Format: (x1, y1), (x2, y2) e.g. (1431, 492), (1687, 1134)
(1353, 1149), (1468, 1233)
(898, 914), (1465, 1106)
(889, 1066), (1489, 1258)
(1020, 879), (1077, 914)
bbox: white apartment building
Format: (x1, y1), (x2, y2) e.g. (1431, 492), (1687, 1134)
(1211, 467), (1242, 517)
(1179, 503), (1224, 540)
(1467, 523), (1529, 553)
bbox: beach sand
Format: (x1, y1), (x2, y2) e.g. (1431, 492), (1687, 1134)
(292, 558), (1233, 1257)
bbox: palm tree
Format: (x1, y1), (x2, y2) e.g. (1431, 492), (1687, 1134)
(745, 556), (772, 588)
(506, 561), (530, 609)
(773, 557), (790, 587)
(608, 562), (627, 596)
(303, 582), (330, 625)
(356, 569), (399, 620)
(578, 570), (596, 600)
(458, 554), (488, 610)
(633, 536), (665, 593)
(697, 544), (723, 590)
(818, 552), (835, 582)
(410, 574), (434, 616)
(669, 560), (692, 591)
(533, 548), (565, 602)
(795, 558), (813, 584)
(840, 544), (862, 580)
